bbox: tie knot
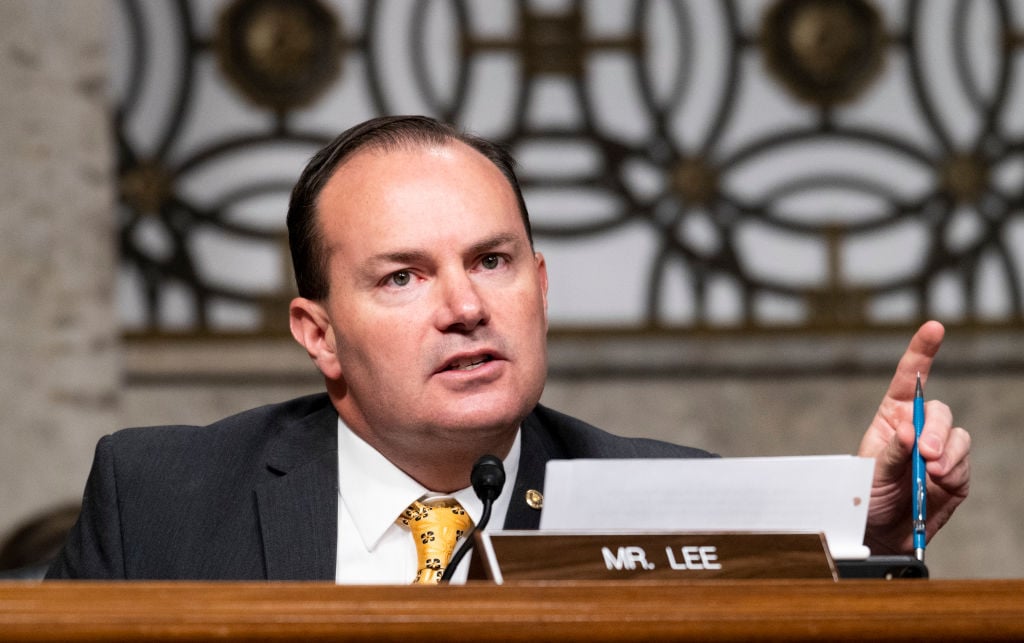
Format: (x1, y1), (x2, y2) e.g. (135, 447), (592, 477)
(397, 498), (473, 584)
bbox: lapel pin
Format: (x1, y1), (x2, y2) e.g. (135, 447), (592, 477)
(525, 489), (543, 510)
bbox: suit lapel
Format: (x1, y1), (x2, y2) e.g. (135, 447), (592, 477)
(253, 402), (562, 576)
(503, 411), (565, 530)
(255, 401), (339, 580)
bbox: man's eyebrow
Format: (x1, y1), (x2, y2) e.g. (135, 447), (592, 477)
(467, 233), (523, 255)
(355, 250), (431, 282)
(364, 249), (431, 267)
(360, 233), (525, 271)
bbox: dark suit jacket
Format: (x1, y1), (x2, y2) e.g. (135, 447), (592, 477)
(46, 393), (712, 580)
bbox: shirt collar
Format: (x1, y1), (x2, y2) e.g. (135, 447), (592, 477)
(337, 417), (521, 551)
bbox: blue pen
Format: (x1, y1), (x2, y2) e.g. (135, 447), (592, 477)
(912, 373), (927, 562)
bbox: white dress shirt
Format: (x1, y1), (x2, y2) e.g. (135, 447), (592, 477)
(335, 417), (520, 584)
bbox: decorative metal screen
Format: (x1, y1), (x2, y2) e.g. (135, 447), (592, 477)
(114, 0), (1024, 336)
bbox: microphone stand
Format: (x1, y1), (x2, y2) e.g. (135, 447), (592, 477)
(440, 455), (505, 583)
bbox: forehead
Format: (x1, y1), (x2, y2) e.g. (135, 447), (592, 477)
(326, 138), (506, 191)
(316, 141), (523, 241)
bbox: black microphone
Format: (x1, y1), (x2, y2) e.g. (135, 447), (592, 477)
(440, 455), (506, 583)
(469, 454), (506, 503)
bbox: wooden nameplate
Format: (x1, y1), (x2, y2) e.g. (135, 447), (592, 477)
(471, 531), (837, 583)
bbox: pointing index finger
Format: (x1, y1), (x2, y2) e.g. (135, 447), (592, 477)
(886, 321), (945, 402)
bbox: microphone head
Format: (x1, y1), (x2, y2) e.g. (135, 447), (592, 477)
(470, 454), (506, 503)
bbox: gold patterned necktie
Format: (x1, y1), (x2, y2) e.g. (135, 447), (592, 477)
(397, 498), (474, 584)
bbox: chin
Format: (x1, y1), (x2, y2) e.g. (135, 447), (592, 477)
(436, 396), (533, 434)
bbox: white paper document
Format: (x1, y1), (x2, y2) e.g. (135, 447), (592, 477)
(538, 456), (875, 560)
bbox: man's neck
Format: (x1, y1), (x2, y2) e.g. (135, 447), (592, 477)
(332, 408), (519, 493)
(379, 430), (518, 492)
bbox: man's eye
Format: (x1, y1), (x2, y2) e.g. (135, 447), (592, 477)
(482, 254), (502, 270)
(389, 271), (411, 287)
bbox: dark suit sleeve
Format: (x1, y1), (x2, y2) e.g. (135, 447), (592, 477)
(44, 395), (339, 581)
(46, 436), (126, 579)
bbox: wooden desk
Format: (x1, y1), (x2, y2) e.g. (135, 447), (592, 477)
(1, 580), (1022, 641)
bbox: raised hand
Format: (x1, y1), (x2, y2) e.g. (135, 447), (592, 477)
(857, 321), (971, 554)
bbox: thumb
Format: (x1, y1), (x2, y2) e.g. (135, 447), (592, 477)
(873, 419), (915, 481)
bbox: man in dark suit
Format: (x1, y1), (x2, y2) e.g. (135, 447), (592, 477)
(48, 116), (971, 581)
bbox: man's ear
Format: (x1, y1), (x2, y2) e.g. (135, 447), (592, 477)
(289, 297), (342, 380)
(535, 251), (549, 321)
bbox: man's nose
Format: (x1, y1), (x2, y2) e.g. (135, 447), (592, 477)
(436, 270), (488, 332)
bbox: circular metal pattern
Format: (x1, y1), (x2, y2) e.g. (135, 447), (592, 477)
(672, 158), (719, 208)
(942, 154), (991, 204)
(120, 162), (173, 215)
(114, 1), (1024, 334)
(760, 0), (885, 106)
(215, 0), (341, 110)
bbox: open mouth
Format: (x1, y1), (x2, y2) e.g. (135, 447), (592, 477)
(442, 354), (495, 372)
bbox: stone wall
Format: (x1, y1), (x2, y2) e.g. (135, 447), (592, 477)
(0, 0), (120, 553)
